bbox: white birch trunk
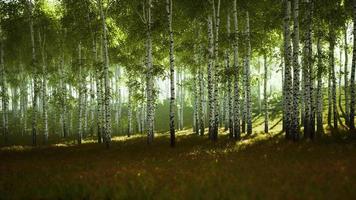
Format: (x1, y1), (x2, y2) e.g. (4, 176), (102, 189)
(316, 37), (324, 136)
(146, 0), (154, 144)
(344, 26), (350, 125)
(212, 0), (221, 140)
(207, 15), (215, 139)
(77, 43), (83, 145)
(291, 0), (300, 140)
(0, 41), (8, 144)
(28, 0), (38, 146)
(283, 0), (293, 139)
(39, 32), (48, 144)
(233, 0), (240, 139)
(264, 54), (269, 133)
(166, 0), (175, 146)
(99, 0), (111, 147)
(245, 11), (252, 135)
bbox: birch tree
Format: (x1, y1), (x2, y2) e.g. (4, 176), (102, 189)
(207, 15), (215, 139)
(283, 0), (293, 139)
(198, 65), (204, 136)
(350, 0), (356, 130)
(225, 12), (233, 138)
(212, 0), (221, 140)
(316, 36), (324, 136)
(291, 0), (300, 140)
(232, 0), (240, 139)
(264, 54), (268, 133)
(344, 26), (349, 125)
(39, 31), (48, 144)
(0, 40), (8, 144)
(245, 11), (252, 135)
(166, 0), (175, 147)
(145, 0), (154, 144)
(329, 31), (337, 129)
(28, 0), (38, 146)
(77, 43), (83, 144)
(99, 0), (111, 148)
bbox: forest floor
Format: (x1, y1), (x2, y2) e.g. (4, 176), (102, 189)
(1, 118), (356, 199)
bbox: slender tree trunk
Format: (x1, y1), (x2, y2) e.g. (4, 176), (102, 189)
(11, 87), (18, 120)
(77, 43), (83, 145)
(83, 77), (88, 138)
(180, 73), (184, 130)
(245, 11), (252, 135)
(99, 0), (111, 148)
(328, 60), (332, 126)
(350, 0), (356, 130)
(226, 12), (233, 138)
(207, 15), (215, 139)
(283, 0), (293, 139)
(127, 89), (132, 137)
(198, 65), (205, 136)
(116, 67), (122, 134)
(60, 52), (68, 138)
(309, 1), (315, 138)
(339, 49), (344, 119)
(194, 74), (199, 134)
(264, 54), (269, 133)
(242, 58), (246, 134)
(303, 0), (313, 139)
(303, 43), (311, 137)
(233, 0), (240, 139)
(90, 73), (95, 136)
(28, 0), (38, 146)
(344, 26), (350, 126)
(69, 85), (73, 136)
(141, 77), (146, 134)
(316, 37), (324, 136)
(0, 41), (8, 144)
(96, 69), (103, 143)
(330, 33), (338, 129)
(39, 32), (48, 144)
(339, 49), (342, 106)
(146, 0), (154, 144)
(291, 0), (300, 140)
(177, 70), (181, 130)
(212, 0), (221, 140)
(258, 61), (261, 114)
(282, 53), (286, 131)
(167, 0), (175, 146)
(20, 69), (27, 136)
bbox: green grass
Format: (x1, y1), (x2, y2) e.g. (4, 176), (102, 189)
(1, 92), (355, 199)
(1, 124), (356, 199)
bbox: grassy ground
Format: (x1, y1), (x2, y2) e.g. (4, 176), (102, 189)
(1, 120), (356, 200)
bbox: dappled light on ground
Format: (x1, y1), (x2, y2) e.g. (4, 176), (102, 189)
(2, 124), (356, 199)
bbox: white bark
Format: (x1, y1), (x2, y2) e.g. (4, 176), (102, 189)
(264, 54), (269, 133)
(207, 15), (215, 139)
(99, 0), (111, 147)
(226, 12), (233, 138)
(245, 11), (252, 135)
(146, 0), (154, 144)
(316, 37), (323, 136)
(77, 43), (83, 144)
(212, 0), (221, 140)
(344, 26), (350, 125)
(166, 0), (175, 146)
(291, 0), (300, 140)
(283, 0), (293, 139)
(28, 0), (38, 146)
(233, 0), (240, 139)
(39, 31), (48, 144)
(0, 41), (8, 144)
